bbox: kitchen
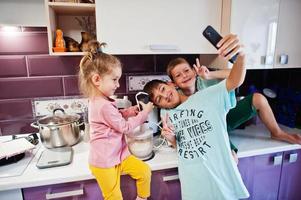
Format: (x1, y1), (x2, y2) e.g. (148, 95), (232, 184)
(1, 0), (301, 199)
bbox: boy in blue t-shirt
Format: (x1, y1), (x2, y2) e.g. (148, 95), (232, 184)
(165, 56), (301, 147)
(143, 35), (249, 200)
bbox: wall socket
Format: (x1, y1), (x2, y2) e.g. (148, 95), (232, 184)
(33, 97), (88, 117)
(128, 75), (170, 91)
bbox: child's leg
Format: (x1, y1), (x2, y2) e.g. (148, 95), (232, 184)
(252, 93), (301, 144)
(231, 150), (239, 165)
(121, 155), (151, 199)
(227, 94), (258, 131)
(89, 165), (122, 200)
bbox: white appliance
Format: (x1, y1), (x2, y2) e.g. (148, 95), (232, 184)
(36, 147), (73, 169)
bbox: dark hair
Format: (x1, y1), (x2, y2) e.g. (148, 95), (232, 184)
(78, 40), (122, 97)
(143, 79), (167, 103)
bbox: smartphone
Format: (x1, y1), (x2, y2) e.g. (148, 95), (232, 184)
(202, 25), (238, 63)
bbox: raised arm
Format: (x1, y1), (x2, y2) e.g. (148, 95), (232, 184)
(208, 68), (231, 80)
(194, 58), (231, 80)
(226, 53), (246, 91)
(216, 34), (246, 91)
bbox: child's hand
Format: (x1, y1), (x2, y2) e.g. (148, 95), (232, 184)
(120, 106), (140, 119)
(123, 105), (139, 117)
(161, 113), (176, 147)
(139, 101), (154, 113)
(217, 34), (241, 61)
(193, 58), (210, 80)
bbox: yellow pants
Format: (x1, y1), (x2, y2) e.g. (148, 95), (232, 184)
(89, 155), (151, 200)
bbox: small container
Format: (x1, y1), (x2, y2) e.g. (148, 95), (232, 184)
(114, 96), (132, 109)
(127, 128), (153, 160)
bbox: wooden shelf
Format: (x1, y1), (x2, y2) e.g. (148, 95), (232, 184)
(48, 2), (95, 15)
(45, 0), (96, 56)
(49, 51), (88, 56)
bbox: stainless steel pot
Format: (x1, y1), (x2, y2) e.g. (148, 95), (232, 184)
(31, 108), (83, 148)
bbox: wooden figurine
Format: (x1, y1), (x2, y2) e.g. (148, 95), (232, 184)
(79, 32), (92, 52)
(53, 29), (67, 52)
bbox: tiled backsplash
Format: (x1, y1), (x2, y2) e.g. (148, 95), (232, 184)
(0, 27), (200, 135)
(1, 27), (301, 135)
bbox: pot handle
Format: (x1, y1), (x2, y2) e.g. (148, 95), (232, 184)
(31, 122), (39, 129)
(53, 108), (65, 115)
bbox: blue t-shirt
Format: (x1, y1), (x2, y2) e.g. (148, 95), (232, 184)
(163, 80), (249, 200)
(177, 76), (219, 95)
(196, 76), (220, 91)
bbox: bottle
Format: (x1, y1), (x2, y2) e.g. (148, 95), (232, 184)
(115, 96), (132, 109)
(122, 96), (132, 108)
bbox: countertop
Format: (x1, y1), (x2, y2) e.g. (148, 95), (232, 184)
(0, 123), (301, 191)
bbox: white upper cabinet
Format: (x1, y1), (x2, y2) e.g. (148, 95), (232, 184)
(274, 0), (301, 68)
(231, 0), (280, 69)
(231, 0), (301, 69)
(95, 0), (222, 54)
(0, 0), (46, 27)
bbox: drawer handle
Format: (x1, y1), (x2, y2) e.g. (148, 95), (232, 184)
(46, 184), (84, 199)
(149, 44), (179, 51)
(279, 54), (289, 65)
(273, 155), (283, 166)
(163, 174), (179, 182)
(289, 153), (298, 163)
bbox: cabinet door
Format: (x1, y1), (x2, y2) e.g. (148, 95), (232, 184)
(274, 0), (301, 68)
(278, 149), (301, 200)
(238, 153), (283, 200)
(96, 0), (221, 54)
(231, 0), (280, 69)
(151, 169), (181, 200)
(238, 156), (254, 200)
(0, 0), (46, 27)
(120, 175), (138, 200)
(23, 180), (103, 200)
(121, 169), (181, 200)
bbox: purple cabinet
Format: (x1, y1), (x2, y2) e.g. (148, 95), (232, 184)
(150, 168), (181, 200)
(238, 149), (301, 200)
(121, 168), (181, 200)
(278, 149), (301, 200)
(120, 175), (138, 200)
(23, 168), (181, 200)
(238, 152), (283, 200)
(23, 179), (103, 200)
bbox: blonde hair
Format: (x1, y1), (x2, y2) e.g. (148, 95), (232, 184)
(78, 40), (122, 97)
(166, 57), (190, 81)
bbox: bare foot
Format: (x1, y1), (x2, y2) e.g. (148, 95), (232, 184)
(271, 131), (301, 145)
(232, 150), (239, 165)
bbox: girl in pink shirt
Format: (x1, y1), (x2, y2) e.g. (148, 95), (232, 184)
(79, 40), (153, 200)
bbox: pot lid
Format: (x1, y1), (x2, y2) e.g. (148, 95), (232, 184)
(38, 108), (80, 126)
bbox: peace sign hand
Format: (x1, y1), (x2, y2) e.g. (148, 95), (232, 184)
(161, 113), (176, 147)
(193, 58), (210, 80)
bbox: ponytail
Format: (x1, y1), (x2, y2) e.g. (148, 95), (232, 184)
(78, 40), (121, 97)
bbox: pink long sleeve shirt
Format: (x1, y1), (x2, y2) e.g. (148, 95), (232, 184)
(88, 97), (148, 168)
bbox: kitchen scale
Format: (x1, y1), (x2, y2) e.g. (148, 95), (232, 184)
(36, 147), (73, 169)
